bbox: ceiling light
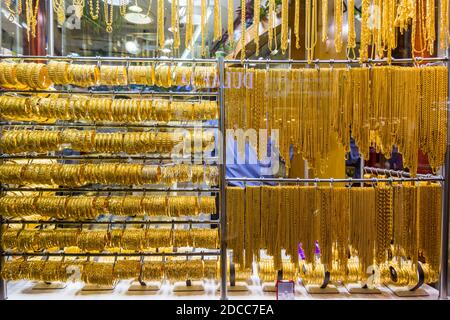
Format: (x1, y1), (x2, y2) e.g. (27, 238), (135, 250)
(125, 40), (140, 55)
(102, 0), (130, 6)
(125, 12), (152, 24)
(128, 4), (143, 12)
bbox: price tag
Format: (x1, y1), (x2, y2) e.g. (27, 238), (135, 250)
(276, 280), (295, 300)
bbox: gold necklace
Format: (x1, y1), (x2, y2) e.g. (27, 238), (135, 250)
(240, 0), (246, 61)
(321, 0), (328, 42)
(281, 0), (289, 54)
(305, 0), (318, 63)
(347, 0), (356, 53)
(440, 0), (449, 50)
(359, 0), (371, 62)
(201, 0), (207, 56)
(294, 0), (300, 49)
(334, 0), (343, 52)
(172, 0), (180, 50)
(72, 0), (84, 18)
(157, 0), (164, 48)
(214, 0), (222, 41)
(104, 0), (114, 33)
(228, 0), (234, 47)
(119, 0), (127, 16)
(25, 0), (40, 40)
(53, 0), (66, 25)
(268, 0), (275, 51)
(254, 0), (261, 55)
(186, 0), (194, 49)
(89, 0), (100, 20)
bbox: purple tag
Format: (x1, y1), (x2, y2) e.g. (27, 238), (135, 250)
(314, 241), (321, 255)
(298, 243), (306, 260)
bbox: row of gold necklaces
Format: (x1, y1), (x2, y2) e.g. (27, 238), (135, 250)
(0, 61), (217, 89)
(0, 195), (216, 219)
(225, 66), (448, 176)
(2, 228), (219, 252)
(0, 129), (214, 155)
(1, 259), (219, 285)
(0, 163), (219, 187)
(226, 184), (441, 279)
(0, 95), (219, 123)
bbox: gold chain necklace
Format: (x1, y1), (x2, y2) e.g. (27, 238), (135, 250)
(254, 0), (261, 55)
(228, 0), (234, 47)
(185, 0), (194, 49)
(103, 0), (114, 33)
(334, 0), (343, 52)
(157, 0), (164, 49)
(214, 0), (222, 41)
(201, 0), (207, 56)
(240, 0), (246, 61)
(89, 0), (100, 20)
(281, 0), (289, 54)
(172, 0), (180, 50)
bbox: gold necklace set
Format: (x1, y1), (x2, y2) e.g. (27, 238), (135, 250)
(226, 183), (442, 284)
(225, 66), (448, 176)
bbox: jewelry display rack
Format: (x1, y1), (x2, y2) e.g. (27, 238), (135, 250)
(222, 56), (450, 300)
(1, 54), (450, 300)
(0, 55), (228, 300)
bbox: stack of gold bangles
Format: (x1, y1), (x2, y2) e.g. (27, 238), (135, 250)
(100, 65), (128, 86)
(0, 129), (214, 154)
(0, 163), (218, 186)
(1, 258), (220, 283)
(0, 62), (218, 89)
(0, 62), (52, 89)
(1, 228), (219, 251)
(0, 95), (219, 122)
(0, 195), (216, 219)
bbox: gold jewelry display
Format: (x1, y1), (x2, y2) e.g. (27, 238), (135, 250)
(225, 66), (448, 176)
(224, 183), (442, 284)
(0, 163), (217, 187)
(0, 95), (218, 123)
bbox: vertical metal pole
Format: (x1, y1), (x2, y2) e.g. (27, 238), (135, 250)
(47, 0), (54, 55)
(218, 56), (228, 300)
(440, 49), (450, 299)
(0, 212), (6, 300)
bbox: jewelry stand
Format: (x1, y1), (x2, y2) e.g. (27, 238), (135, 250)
(345, 283), (382, 294)
(81, 284), (116, 291)
(32, 282), (67, 290)
(128, 280), (161, 292)
(173, 279), (204, 293)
